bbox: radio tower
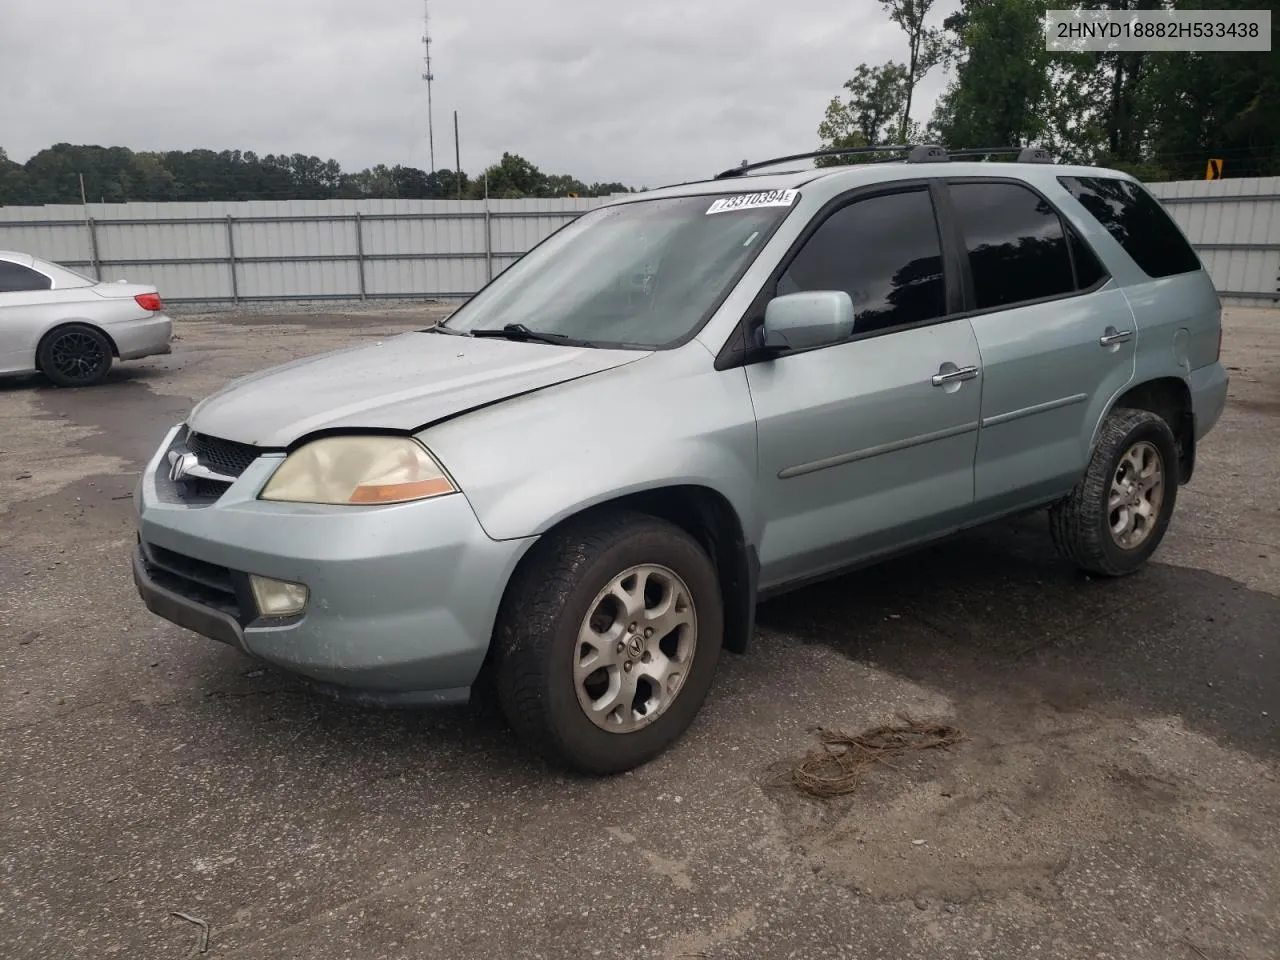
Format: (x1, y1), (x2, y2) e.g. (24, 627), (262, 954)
(421, 0), (436, 172)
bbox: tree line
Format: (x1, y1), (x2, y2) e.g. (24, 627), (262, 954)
(0, 144), (635, 206)
(817, 0), (1278, 180)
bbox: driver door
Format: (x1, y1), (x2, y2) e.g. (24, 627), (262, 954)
(743, 185), (983, 589)
(0, 259), (58, 374)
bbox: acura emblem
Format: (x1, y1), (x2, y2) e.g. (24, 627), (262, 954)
(168, 450), (199, 482)
(166, 449), (237, 485)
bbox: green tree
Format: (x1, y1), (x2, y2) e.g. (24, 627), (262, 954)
(389, 165), (431, 198)
(0, 143), (631, 204)
(341, 164), (395, 198)
(475, 152), (545, 198)
(880, 0), (944, 140)
(1045, 0), (1170, 164)
(21, 144), (91, 203)
(929, 0), (1053, 149)
(130, 152), (179, 201)
(540, 173), (590, 197)
(0, 148), (32, 205)
(428, 168), (470, 198)
(817, 62), (910, 164)
(1143, 0), (1280, 178)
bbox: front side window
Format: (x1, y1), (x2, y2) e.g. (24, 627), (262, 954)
(440, 193), (796, 348)
(0, 261), (53, 293)
(1058, 175), (1202, 279)
(775, 188), (947, 335)
(948, 181), (1075, 310)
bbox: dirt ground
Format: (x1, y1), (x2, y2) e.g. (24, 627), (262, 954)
(1, 303), (1277, 960)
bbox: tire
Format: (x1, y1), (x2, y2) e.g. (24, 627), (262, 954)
(37, 323), (114, 387)
(1049, 407), (1179, 577)
(492, 510), (724, 775)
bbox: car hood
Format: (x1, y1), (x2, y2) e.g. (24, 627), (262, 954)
(186, 330), (649, 447)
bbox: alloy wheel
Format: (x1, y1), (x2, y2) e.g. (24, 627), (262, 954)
(574, 563), (698, 733)
(49, 331), (108, 384)
(1108, 440), (1165, 550)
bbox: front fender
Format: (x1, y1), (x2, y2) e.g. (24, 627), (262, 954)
(418, 348), (761, 544)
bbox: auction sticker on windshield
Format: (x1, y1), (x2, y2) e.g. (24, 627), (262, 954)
(706, 190), (799, 215)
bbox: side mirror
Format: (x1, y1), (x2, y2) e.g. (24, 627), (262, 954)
(762, 290), (855, 352)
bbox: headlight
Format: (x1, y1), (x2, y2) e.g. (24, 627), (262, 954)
(259, 436), (457, 505)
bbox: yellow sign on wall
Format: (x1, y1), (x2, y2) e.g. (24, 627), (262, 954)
(1205, 158), (1224, 180)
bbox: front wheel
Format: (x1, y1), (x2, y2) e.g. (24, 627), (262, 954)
(1049, 407), (1179, 577)
(492, 510), (723, 775)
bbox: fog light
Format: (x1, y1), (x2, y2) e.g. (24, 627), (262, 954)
(249, 575), (309, 618)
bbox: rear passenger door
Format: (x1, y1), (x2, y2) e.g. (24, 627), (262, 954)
(942, 179), (1137, 515)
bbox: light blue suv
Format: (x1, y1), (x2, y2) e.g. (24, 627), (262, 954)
(132, 146), (1228, 774)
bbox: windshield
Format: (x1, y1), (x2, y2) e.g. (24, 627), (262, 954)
(440, 192), (798, 348)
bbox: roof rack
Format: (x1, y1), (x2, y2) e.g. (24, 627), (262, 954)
(947, 146), (1053, 163)
(715, 145), (920, 179)
(714, 144), (1052, 179)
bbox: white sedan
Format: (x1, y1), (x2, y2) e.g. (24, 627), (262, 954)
(0, 250), (173, 387)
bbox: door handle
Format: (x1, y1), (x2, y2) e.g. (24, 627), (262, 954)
(1099, 329), (1133, 346)
(931, 365), (979, 387)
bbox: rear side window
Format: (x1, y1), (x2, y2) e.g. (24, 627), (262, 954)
(0, 261), (53, 292)
(948, 181), (1075, 310)
(1058, 175), (1202, 278)
(1069, 229), (1107, 289)
(776, 187), (946, 335)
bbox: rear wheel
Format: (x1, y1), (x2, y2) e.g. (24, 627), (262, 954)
(493, 510), (723, 775)
(37, 324), (113, 387)
(1049, 407), (1179, 577)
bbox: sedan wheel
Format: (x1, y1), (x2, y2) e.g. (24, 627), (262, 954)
(38, 324), (114, 387)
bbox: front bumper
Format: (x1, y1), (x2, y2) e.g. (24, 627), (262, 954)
(132, 425), (535, 702)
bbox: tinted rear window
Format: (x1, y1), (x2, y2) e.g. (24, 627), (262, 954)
(1058, 176), (1202, 279)
(948, 181), (1075, 309)
(0, 260), (53, 292)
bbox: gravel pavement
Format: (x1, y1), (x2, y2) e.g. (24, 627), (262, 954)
(1, 303), (1277, 960)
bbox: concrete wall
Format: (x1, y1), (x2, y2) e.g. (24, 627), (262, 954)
(1, 178), (1276, 307)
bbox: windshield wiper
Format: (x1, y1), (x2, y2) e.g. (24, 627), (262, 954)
(468, 323), (588, 347)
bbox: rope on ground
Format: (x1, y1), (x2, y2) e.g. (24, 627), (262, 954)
(791, 714), (966, 798)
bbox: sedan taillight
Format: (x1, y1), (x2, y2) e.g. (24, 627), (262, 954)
(135, 292), (163, 312)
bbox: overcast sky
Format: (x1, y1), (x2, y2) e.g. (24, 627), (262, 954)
(1, 0), (958, 189)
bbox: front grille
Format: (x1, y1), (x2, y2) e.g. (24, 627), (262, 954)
(152, 427), (266, 507)
(193, 478), (231, 499)
(187, 432), (261, 479)
(141, 542), (247, 623)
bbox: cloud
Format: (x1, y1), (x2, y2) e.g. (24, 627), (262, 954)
(0, 0), (957, 188)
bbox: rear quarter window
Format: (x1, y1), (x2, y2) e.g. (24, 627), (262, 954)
(1058, 175), (1202, 279)
(0, 260), (53, 292)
